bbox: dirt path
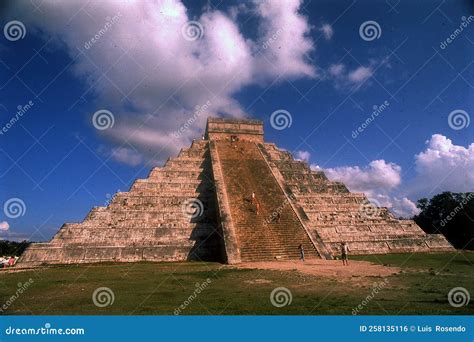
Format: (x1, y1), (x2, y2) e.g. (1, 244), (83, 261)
(235, 259), (400, 284)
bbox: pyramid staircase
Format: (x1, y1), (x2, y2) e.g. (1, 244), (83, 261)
(213, 140), (319, 261)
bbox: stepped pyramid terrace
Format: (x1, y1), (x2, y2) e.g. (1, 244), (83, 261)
(18, 118), (454, 267)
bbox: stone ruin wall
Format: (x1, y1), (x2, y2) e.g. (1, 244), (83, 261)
(259, 142), (453, 256)
(19, 140), (224, 266)
(205, 118), (263, 143)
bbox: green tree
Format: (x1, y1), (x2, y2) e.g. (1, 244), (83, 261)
(0, 240), (31, 256)
(414, 192), (474, 249)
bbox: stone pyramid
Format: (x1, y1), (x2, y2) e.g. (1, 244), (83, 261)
(19, 118), (453, 266)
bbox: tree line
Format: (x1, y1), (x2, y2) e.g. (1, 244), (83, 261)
(0, 240), (31, 257)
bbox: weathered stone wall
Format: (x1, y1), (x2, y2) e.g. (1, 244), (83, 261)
(208, 141), (241, 264)
(19, 140), (224, 267)
(260, 143), (454, 256)
(205, 118), (263, 142)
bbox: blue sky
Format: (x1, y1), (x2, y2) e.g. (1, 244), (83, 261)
(0, 0), (473, 241)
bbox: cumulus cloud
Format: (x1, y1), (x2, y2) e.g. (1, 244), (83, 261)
(319, 23), (333, 40)
(255, 0), (316, 79)
(0, 221), (10, 231)
(311, 134), (474, 217)
(311, 160), (420, 217)
(295, 150), (311, 162)
(319, 159), (402, 192)
(410, 134), (474, 196)
(390, 197), (420, 218)
(9, 0), (316, 164)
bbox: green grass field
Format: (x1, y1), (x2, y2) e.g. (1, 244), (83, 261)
(1, 252), (473, 315)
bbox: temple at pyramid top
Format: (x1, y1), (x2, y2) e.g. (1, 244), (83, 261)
(205, 117), (264, 142)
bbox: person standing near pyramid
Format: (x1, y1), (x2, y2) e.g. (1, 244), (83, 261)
(298, 244), (305, 262)
(341, 242), (349, 266)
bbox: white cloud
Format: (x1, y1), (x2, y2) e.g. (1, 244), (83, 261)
(312, 160), (420, 217)
(255, 0), (316, 80)
(319, 159), (401, 192)
(295, 150), (311, 162)
(347, 66), (373, 84)
(311, 134), (474, 217)
(11, 0), (316, 165)
(409, 134), (474, 196)
(0, 221), (10, 231)
(319, 24), (333, 40)
(328, 63), (345, 77)
(110, 147), (144, 166)
(327, 63), (374, 89)
(390, 197), (420, 218)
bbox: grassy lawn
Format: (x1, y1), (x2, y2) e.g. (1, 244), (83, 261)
(0, 252), (473, 315)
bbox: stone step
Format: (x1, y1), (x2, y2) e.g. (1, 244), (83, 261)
(131, 182), (212, 191)
(216, 140), (320, 261)
(61, 223), (216, 230)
